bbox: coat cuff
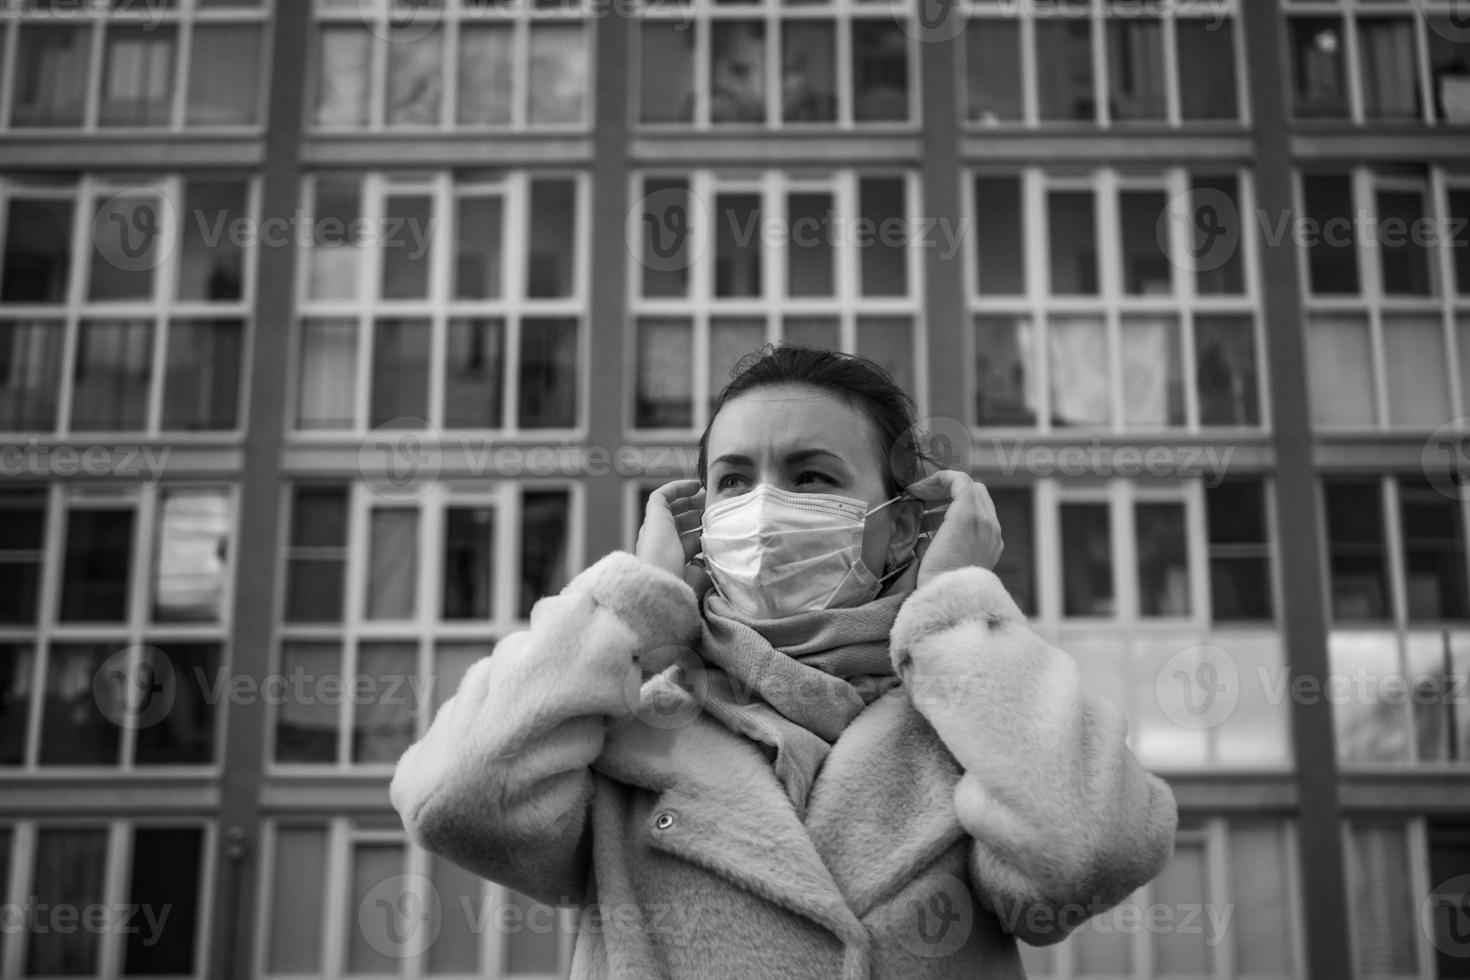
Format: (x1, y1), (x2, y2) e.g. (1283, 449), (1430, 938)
(890, 566), (1025, 671)
(565, 550), (702, 651)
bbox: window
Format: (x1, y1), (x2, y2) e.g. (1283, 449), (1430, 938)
(0, 175), (252, 435)
(1345, 819), (1470, 975)
(963, 1), (1242, 127)
(1207, 478), (1276, 621)
(0, 485), (233, 771)
(969, 169), (1263, 433)
(262, 818), (572, 974)
(274, 481), (576, 768)
(313, 0), (589, 130)
(1020, 818), (1301, 977)
(5, 1), (267, 130)
(629, 170), (921, 431)
(637, 5), (913, 127)
(295, 172), (584, 434)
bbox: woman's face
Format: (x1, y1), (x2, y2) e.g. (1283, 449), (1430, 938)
(704, 383), (921, 575)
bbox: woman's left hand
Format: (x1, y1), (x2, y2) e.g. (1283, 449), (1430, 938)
(906, 470), (1003, 587)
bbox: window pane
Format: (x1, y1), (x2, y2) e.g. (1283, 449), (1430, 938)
(974, 314), (1036, 426)
(1216, 634), (1293, 765)
(1136, 502), (1189, 616)
(973, 176), (1024, 294)
(386, 28), (443, 126)
(1408, 631), (1453, 761)
(1196, 313), (1260, 427)
(100, 25), (176, 127)
(41, 644), (120, 764)
(1325, 481), (1389, 621)
(990, 489), (1034, 614)
(454, 195), (504, 300)
(443, 507), (494, 620)
(856, 316), (913, 394)
(348, 844), (407, 972)
(153, 490), (229, 622)
(0, 491), (46, 626)
(1332, 633), (1411, 762)
(285, 486), (347, 623)
(528, 179), (576, 298)
(1347, 821), (1419, 973)
(1047, 190), (1097, 294)
(1383, 314), (1449, 426)
(640, 22), (694, 123)
(787, 192), (834, 296)
(430, 856), (484, 973)
(1306, 314), (1374, 427)
(520, 491), (571, 617)
(354, 643), (417, 763)
(1303, 174), (1358, 293)
(783, 315), (839, 350)
(268, 826), (328, 973)
(965, 20), (1022, 123)
(187, 25), (262, 126)
(307, 180), (362, 300)
(367, 509), (418, 620)
(433, 643), (487, 714)
(2, 199), (74, 303)
(90, 195), (161, 301)
(315, 26), (373, 127)
(0, 644), (34, 765)
(1153, 838), (1210, 972)
(1108, 20), (1166, 121)
(710, 317), (765, 415)
(1061, 502), (1112, 616)
(1359, 18), (1419, 120)
(1121, 316), (1183, 427)
(783, 22), (836, 123)
(505, 889), (563, 973)
(163, 319), (243, 431)
(124, 828), (202, 974)
(71, 319), (152, 431)
(177, 180), (247, 301)
(372, 318), (431, 426)
(12, 25), (90, 127)
(1192, 175), (1246, 295)
(1229, 821), (1296, 973)
(134, 643), (218, 765)
(297, 319), (357, 431)
(860, 178), (907, 296)
(60, 509), (134, 621)
(1452, 189), (1470, 295)
(1178, 19), (1238, 120)
(528, 25), (587, 124)
(1036, 20), (1094, 121)
(1119, 190), (1171, 295)
(381, 195), (434, 300)
(1049, 315), (1110, 427)
(1400, 478), (1469, 621)
(1207, 479), (1273, 621)
(1430, 823), (1470, 975)
(711, 22), (766, 123)
(27, 830), (107, 972)
(852, 21), (908, 122)
(1291, 18), (1348, 118)
(1377, 187), (1433, 295)
(715, 193), (762, 297)
(0, 320), (62, 430)
(518, 317), (578, 428)
(639, 178), (692, 298)
(445, 317), (505, 428)
(1429, 25), (1470, 124)
(458, 25), (514, 125)
(275, 642), (341, 763)
(637, 315), (693, 426)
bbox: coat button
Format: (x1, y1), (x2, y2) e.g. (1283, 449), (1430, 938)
(653, 812), (676, 831)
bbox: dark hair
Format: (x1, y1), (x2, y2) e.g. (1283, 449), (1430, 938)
(697, 344), (927, 498)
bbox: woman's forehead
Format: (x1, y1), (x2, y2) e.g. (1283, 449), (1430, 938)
(708, 386), (883, 465)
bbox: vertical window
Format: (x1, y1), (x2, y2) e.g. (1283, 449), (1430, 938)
(1324, 481), (1390, 621)
(1136, 502), (1190, 617)
(124, 827), (204, 974)
(1399, 477), (1469, 622)
(0, 492), (46, 626)
(1290, 18), (1348, 118)
(1036, 20), (1094, 122)
(2, 198), (74, 303)
(1206, 479), (1274, 621)
(1346, 821), (1419, 974)
(27, 829), (108, 971)
(1061, 502), (1113, 617)
(60, 508), (135, 622)
(1047, 190), (1098, 294)
(284, 486), (348, 624)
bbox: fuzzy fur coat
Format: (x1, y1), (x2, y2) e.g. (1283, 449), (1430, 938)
(390, 551), (1178, 979)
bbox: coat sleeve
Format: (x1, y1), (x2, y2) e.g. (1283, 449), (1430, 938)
(389, 551), (702, 907)
(889, 565), (1178, 947)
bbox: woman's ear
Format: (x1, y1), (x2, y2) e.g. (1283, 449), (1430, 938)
(885, 496), (924, 569)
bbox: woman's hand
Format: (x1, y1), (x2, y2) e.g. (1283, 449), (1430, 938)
(635, 479), (711, 598)
(906, 470), (1003, 587)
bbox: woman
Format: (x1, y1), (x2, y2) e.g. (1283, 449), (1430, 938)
(391, 346), (1177, 979)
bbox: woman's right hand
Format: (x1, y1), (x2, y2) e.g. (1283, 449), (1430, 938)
(635, 479), (711, 598)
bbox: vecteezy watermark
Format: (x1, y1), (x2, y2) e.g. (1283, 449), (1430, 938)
(1424, 418), (1470, 501)
(1, 0), (172, 28)
(894, 0), (1231, 44)
(360, 875), (442, 960)
(1426, 3), (1470, 43)
(627, 186), (969, 274)
(990, 895), (1234, 945)
(1155, 645), (1242, 731)
(1422, 875), (1470, 959)
(355, 0), (696, 41)
(0, 441), (172, 482)
(896, 874), (975, 959)
(1157, 186), (1244, 275)
(0, 900), (172, 946)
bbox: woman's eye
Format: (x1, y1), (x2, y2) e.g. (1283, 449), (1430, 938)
(716, 474), (748, 490)
(796, 471), (832, 487)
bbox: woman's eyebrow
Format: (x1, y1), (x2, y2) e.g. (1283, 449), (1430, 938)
(711, 454), (754, 468)
(784, 449), (845, 467)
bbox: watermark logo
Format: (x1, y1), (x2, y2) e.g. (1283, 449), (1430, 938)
(627, 185), (710, 276)
(1423, 875), (1470, 959)
(359, 874), (442, 960)
(898, 416), (976, 477)
(94, 646), (176, 731)
(897, 0), (969, 44)
(1423, 418), (1470, 501)
(623, 645), (707, 730)
(1158, 186), (1241, 274)
(92, 190), (177, 276)
(1427, 2), (1470, 43)
(1155, 644), (1240, 731)
(358, 418), (444, 501)
(359, 0), (443, 43)
(896, 874), (974, 959)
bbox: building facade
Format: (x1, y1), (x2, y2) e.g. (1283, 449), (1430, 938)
(0, 0), (1468, 976)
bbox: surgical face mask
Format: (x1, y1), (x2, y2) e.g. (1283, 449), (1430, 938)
(699, 484), (906, 620)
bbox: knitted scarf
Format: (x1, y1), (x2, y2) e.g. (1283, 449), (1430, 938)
(691, 562), (918, 816)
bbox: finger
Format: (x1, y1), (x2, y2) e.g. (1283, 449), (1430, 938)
(668, 488), (706, 519)
(904, 469), (972, 503)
